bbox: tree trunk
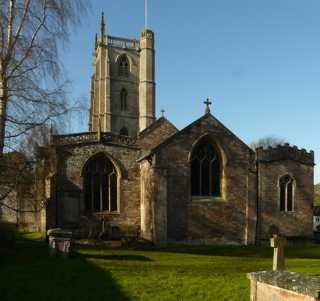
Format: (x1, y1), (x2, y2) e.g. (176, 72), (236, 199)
(0, 0), (14, 154)
(0, 74), (7, 154)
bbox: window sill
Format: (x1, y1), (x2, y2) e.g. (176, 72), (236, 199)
(191, 196), (226, 203)
(280, 210), (295, 214)
(93, 211), (120, 216)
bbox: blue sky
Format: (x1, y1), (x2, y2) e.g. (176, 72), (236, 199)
(61, 0), (320, 183)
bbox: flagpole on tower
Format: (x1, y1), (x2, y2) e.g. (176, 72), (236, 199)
(145, 0), (148, 29)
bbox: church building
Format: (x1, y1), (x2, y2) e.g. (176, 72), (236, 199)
(37, 14), (315, 245)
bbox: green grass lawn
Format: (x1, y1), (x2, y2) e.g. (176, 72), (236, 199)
(0, 236), (320, 301)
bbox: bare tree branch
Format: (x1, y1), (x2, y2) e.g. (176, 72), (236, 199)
(250, 135), (288, 150)
(0, 0), (90, 218)
(0, 0), (90, 153)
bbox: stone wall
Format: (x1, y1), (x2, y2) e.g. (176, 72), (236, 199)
(257, 146), (314, 240)
(52, 143), (141, 238)
(140, 159), (168, 243)
(0, 190), (18, 224)
(89, 29), (155, 136)
(37, 115), (315, 244)
(140, 160), (154, 241)
(150, 114), (256, 244)
(109, 46), (140, 136)
(0, 157), (40, 232)
(0, 189), (40, 232)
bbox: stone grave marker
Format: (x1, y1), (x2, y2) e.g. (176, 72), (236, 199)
(47, 228), (73, 258)
(270, 234), (286, 271)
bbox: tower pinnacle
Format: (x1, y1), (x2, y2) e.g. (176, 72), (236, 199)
(95, 33), (98, 49)
(100, 12), (106, 39)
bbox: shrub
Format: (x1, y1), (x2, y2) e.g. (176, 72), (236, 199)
(0, 222), (16, 249)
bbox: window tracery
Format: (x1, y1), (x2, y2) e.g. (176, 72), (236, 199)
(118, 55), (129, 77)
(279, 175), (294, 212)
(120, 88), (128, 111)
(84, 154), (118, 212)
(191, 139), (221, 197)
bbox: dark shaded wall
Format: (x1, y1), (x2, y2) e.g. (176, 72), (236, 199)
(51, 143), (141, 237)
(152, 115), (257, 244)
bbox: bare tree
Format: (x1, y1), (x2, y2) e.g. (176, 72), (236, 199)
(250, 135), (288, 150)
(18, 123), (57, 160)
(0, 0), (89, 154)
(0, 151), (31, 204)
(0, 1), (90, 226)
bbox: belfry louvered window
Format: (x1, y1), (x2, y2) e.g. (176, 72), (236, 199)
(84, 154), (118, 212)
(191, 139), (221, 197)
(118, 55), (129, 77)
(120, 88), (128, 111)
(279, 175), (294, 212)
(120, 127), (129, 136)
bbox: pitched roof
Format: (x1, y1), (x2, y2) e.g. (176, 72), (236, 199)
(137, 113), (253, 162)
(138, 117), (178, 138)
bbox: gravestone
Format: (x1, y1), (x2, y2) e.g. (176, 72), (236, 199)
(248, 235), (320, 300)
(248, 271), (320, 301)
(270, 234), (286, 271)
(47, 228), (73, 258)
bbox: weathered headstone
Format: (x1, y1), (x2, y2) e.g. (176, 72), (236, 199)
(47, 228), (73, 258)
(270, 234), (286, 271)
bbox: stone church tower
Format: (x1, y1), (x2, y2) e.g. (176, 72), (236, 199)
(89, 13), (156, 136)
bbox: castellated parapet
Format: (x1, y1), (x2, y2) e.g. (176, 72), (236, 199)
(256, 143), (314, 166)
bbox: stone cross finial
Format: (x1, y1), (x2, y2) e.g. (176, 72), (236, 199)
(204, 97), (212, 114)
(270, 234), (286, 271)
(161, 108), (165, 118)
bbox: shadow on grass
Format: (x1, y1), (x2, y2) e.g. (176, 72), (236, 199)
(80, 253), (153, 261)
(130, 244), (320, 260)
(0, 242), (132, 301)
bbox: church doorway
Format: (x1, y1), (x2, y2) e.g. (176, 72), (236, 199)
(83, 154), (118, 213)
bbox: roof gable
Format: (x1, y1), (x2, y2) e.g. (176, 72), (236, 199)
(138, 117), (178, 138)
(138, 117), (178, 150)
(138, 113), (253, 161)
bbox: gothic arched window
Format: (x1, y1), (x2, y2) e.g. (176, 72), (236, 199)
(120, 127), (129, 136)
(83, 154), (118, 213)
(279, 175), (294, 212)
(120, 88), (128, 111)
(191, 139), (221, 197)
(118, 55), (129, 77)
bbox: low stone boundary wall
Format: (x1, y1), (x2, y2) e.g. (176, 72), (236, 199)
(248, 271), (320, 301)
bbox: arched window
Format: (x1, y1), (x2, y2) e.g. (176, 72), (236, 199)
(191, 139), (221, 197)
(279, 175), (294, 212)
(83, 154), (118, 213)
(120, 88), (128, 111)
(118, 55), (129, 77)
(120, 127), (129, 136)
